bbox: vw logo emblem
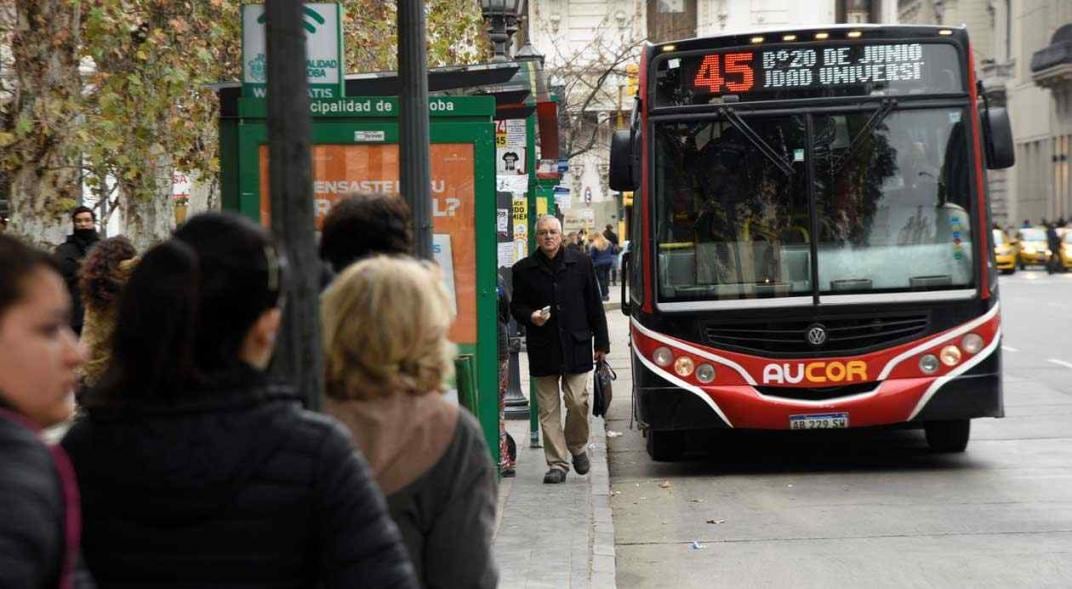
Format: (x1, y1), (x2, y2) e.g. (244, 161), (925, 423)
(806, 324), (827, 347)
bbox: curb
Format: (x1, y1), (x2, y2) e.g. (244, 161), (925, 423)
(589, 415), (617, 589)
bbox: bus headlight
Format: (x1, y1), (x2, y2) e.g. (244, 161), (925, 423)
(919, 354), (940, 374)
(962, 333), (984, 354)
(940, 345), (962, 366)
(674, 356), (695, 377)
(653, 346), (673, 367)
(695, 363), (716, 383)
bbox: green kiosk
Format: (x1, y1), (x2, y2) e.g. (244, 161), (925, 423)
(218, 94), (500, 465)
(214, 2), (545, 467)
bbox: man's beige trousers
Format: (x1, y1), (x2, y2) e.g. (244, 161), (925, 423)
(534, 373), (590, 472)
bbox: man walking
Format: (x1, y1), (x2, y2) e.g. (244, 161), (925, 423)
(603, 223), (621, 286)
(511, 215), (609, 484)
(55, 206), (100, 335)
(603, 223), (619, 248)
(1046, 222), (1062, 274)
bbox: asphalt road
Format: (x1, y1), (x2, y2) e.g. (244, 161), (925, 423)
(605, 270), (1072, 588)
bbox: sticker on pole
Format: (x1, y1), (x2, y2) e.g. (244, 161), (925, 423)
(354, 130), (386, 142)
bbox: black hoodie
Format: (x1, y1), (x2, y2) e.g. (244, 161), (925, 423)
(54, 230), (100, 334)
(61, 369), (418, 589)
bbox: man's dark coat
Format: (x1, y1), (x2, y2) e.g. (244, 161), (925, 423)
(510, 247), (609, 377)
(55, 231), (99, 334)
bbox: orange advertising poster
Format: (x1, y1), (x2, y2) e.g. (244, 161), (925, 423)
(258, 143), (477, 344)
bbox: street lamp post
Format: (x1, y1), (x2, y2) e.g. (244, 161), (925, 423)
(481, 0), (526, 62)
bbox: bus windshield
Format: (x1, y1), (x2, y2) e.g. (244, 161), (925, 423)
(653, 106), (975, 302)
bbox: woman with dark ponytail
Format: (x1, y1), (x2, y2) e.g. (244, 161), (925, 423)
(0, 234), (89, 588)
(62, 212), (417, 588)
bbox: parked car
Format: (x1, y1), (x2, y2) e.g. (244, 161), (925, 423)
(1061, 231), (1072, 271)
(1015, 227), (1050, 269)
(992, 228), (1018, 274)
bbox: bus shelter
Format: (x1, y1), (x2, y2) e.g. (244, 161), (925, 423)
(218, 95), (500, 464)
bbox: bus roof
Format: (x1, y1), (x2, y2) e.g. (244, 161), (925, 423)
(646, 25), (969, 57)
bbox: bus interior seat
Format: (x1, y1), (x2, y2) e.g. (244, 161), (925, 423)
(659, 247), (697, 294)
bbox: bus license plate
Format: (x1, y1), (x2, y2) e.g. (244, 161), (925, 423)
(789, 413), (849, 430)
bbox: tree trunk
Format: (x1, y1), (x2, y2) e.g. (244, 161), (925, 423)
(5, 0), (83, 247)
(120, 155), (174, 251)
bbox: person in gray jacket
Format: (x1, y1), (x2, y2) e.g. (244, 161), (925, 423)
(0, 233), (91, 588)
(323, 255), (498, 589)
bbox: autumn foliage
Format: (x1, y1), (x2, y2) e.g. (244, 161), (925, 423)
(1, 0), (484, 244)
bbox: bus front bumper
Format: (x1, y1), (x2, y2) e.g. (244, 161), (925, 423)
(634, 355), (1002, 432)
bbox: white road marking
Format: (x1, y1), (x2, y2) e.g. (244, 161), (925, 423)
(1047, 359), (1072, 370)
(1002, 346), (1019, 352)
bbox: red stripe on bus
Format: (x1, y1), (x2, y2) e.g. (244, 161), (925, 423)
(966, 45), (991, 300)
(640, 47), (654, 313)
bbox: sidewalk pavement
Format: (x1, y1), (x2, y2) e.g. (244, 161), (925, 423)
(493, 301), (620, 589)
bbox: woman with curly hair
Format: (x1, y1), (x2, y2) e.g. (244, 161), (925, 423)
(322, 256), (498, 589)
(77, 236), (138, 387)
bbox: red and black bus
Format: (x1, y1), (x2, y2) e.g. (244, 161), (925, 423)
(610, 25), (1015, 461)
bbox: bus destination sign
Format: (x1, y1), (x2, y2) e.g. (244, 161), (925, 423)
(657, 42), (963, 105)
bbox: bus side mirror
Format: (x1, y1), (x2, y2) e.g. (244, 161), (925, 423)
(983, 107), (1015, 170)
(610, 129), (638, 191)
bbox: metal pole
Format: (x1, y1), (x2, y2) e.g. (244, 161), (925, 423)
(526, 113), (541, 448)
(504, 318), (530, 419)
(398, 0), (433, 260)
(265, 0), (323, 410)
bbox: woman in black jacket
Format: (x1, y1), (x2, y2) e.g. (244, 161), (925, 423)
(0, 234), (88, 588)
(62, 212), (417, 588)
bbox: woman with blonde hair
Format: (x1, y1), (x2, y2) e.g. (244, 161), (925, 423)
(323, 256), (498, 589)
(77, 236), (138, 388)
(589, 232), (616, 301)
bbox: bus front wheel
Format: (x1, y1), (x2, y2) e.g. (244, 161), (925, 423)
(925, 419), (970, 453)
(646, 429), (685, 461)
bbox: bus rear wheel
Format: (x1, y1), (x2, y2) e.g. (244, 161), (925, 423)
(646, 429), (685, 461)
(925, 419), (970, 453)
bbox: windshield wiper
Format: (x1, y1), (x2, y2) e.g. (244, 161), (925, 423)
(717, 106), (794, 177)
(833, 98), (897, 174)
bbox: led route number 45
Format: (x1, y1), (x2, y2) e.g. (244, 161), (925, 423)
(693, 52), (755, 93)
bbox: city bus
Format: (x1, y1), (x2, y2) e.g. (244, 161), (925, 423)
(609, 25), (1015, 461)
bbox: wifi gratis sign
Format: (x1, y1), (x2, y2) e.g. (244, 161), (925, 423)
(242, 3), (345, 99)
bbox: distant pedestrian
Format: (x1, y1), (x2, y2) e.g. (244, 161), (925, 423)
(63, 212), (417, 588)
(1022, 219), (1032, 228)
(320, 192), (414, 275)
(322, 256), (498, 589)
(511, 215), (609, 484)
(77, 236), (138, 389)
(603, 223), (619, 248)
(1046, 222), (1062, 274)
(55, 206), (100, 335)
(589, 233), (616, 301)
(565, 231), (580, 252)
(0, 233), (90, 588)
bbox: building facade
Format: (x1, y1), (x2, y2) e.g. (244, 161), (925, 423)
(1017, 2), (1072, 225)
(901, 0), (1072, 226)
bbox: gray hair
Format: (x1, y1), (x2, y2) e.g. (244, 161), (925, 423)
(535, 215), (562, 232)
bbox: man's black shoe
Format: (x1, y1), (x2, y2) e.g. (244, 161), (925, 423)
(572, 452), (591, 475)
(543, 469), (567, 484)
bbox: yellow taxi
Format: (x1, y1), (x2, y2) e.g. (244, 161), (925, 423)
(1015, 227), (1051, 268)
(1061, 230), (1072, 271)
(992, 228), (1018, 274)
